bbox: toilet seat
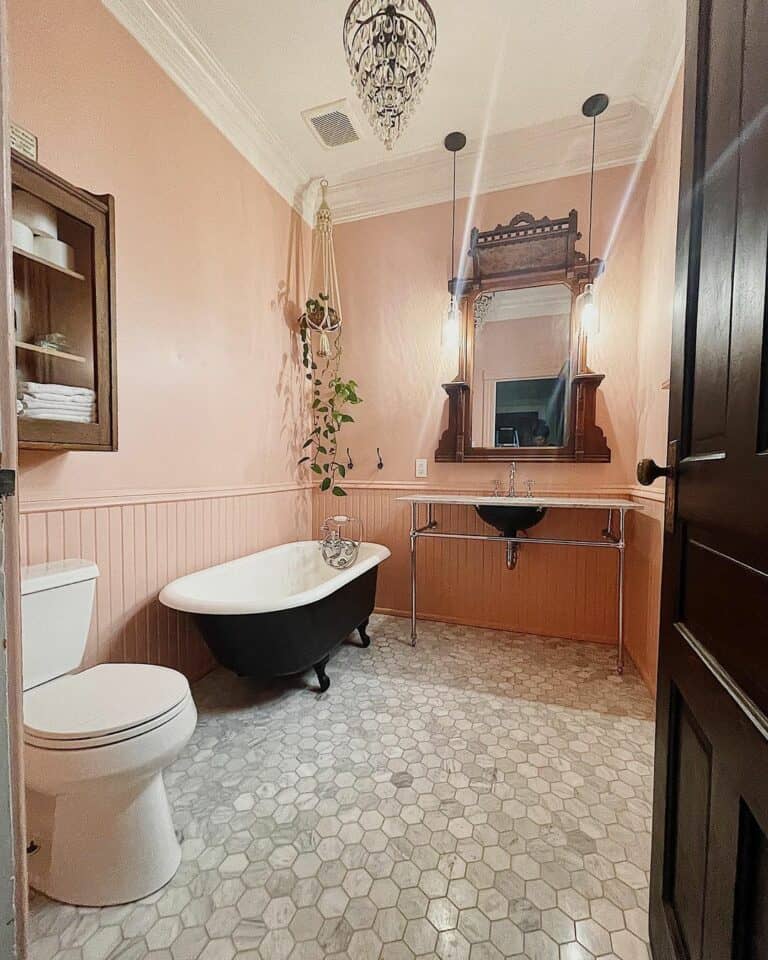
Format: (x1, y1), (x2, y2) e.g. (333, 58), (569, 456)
(24, 663), (191, 750)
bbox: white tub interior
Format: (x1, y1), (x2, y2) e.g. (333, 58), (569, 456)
(159, 540), (390, 616)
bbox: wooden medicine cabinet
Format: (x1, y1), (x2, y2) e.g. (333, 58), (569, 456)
(11, 151), (116, 450)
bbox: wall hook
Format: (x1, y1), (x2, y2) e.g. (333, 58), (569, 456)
(376, 448), (384, 470)
(346, 448), (354, 470)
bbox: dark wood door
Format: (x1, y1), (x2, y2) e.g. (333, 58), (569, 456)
(647, 0), (768, 957)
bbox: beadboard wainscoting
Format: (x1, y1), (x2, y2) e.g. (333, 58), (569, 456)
(316, 485), (633, 645)
(19, 484), (312, 681)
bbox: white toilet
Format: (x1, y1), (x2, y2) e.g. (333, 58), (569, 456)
(21, 559), (198, 907)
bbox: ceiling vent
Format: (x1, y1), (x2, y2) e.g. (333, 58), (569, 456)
(303, 100), (361, 149)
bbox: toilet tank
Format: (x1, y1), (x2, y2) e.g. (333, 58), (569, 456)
(21, 560), (99, 691)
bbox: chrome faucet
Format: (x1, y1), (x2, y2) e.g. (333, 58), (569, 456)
(507, 462), (517, 497)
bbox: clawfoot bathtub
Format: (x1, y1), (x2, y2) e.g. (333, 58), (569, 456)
(160, 541), (390, 692)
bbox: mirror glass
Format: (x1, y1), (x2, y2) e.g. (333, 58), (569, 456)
(470, 283), (573, 448)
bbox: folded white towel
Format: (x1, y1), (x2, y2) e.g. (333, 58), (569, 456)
(21, 381), (95, 400)
(22, 405), (95, 420)
(21, 410), (94, 424)
(22, 394), (95, 411)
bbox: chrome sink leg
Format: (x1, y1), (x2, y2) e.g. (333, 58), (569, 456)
(410, 501), (417, 646)
(617, 508), (626, 675)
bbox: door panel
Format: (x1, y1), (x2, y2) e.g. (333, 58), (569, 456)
(689, 0), (742, 458)
(734, 801), (768, 960)
(665, 689), (711, 960)
(682, 537), (768, 716)
(649, 0), (768, 957)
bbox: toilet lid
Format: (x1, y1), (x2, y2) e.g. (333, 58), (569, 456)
(24, 663), (190, 743)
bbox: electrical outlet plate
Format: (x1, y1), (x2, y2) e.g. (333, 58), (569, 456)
(415, 459), (428, 478)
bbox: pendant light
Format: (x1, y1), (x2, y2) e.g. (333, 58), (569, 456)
(442, 131), (467, 349)
(577, 93), (609, 335)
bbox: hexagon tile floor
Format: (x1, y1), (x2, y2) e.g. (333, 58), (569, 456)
(28, 614), (655, 960)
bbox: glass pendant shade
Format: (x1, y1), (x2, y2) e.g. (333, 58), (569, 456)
(577, 283), (600, 335)
(441, 294), (461, 349)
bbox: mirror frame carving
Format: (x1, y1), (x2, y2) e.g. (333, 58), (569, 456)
(436, 210), (611, 463)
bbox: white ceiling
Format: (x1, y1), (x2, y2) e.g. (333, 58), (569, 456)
(103, 0), (685, 221)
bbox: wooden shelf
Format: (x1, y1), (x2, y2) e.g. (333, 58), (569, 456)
(13, 245), (85, 281)
(15, 341), (86, 364)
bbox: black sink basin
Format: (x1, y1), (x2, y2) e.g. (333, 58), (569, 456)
(475, 504), (547, 537)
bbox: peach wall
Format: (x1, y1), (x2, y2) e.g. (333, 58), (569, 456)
(8, 0), (312, 679)
(326, 168), (642, 669)
(10, 0), (308, 500)
(329, 90), (683, 691)
(621, 72), (684, 693)
(333, 165), (639, 489)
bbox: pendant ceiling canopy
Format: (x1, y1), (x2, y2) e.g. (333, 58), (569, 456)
(343, 0), (437, 151)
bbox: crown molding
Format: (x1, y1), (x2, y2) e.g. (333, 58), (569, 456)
(326, 98), (655, 223)
(101, 0), (314, 222)
(102, 1), (684, 226)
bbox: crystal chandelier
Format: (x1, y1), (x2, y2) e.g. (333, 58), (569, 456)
(343, 0), (437, 150)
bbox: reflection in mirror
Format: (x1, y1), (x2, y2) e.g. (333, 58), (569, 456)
(470, 284), (572, 449)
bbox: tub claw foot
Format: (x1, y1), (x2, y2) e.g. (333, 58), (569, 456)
(314, 657), (330, 693)
(357, 618), (371, 648)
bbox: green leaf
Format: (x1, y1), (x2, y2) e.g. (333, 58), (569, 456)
(303, 438), (314, 448)
(332, 486), (347, 497)
(318, 445), (327, 455)
(311, 464), (322, 475)
(298, 456), (309, 465)
(340, 414), (354, 423)
(337, 464), (346, 478)
(320, 477), (331, 491)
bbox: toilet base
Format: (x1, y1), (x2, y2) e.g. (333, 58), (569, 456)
(26, 771), (181, 906)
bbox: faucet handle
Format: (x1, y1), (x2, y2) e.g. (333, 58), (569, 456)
(525, 479), (535, 499)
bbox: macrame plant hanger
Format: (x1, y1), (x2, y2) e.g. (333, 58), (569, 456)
(304, 179), (342, 358)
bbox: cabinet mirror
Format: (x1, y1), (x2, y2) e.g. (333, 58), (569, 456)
(436, 210), (611, 464)
(471, 283), (573, 450)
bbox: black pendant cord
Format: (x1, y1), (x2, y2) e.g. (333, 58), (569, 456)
(587, 114), (596, 265)
(450, 149), (457, 282)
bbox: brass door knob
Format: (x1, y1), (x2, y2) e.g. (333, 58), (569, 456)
(636, 458), (673, 485)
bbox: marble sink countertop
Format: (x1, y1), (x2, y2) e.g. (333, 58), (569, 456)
(396, 493), (641, 510)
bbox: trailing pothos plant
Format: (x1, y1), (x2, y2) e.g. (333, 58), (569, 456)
(298, 294), (361, 497)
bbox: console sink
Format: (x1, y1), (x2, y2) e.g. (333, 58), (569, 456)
(475, 504), (547, 537)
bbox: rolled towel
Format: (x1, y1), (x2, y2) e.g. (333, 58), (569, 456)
(21, 381), (95, 400)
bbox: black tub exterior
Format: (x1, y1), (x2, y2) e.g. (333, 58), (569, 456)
(194, 566), (378, 692)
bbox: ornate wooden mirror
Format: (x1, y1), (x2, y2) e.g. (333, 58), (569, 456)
(436, 210), (611, 463)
